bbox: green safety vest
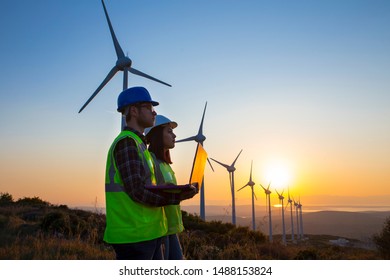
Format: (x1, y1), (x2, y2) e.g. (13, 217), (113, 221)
(104, 130), (168, 244)
(151, 153), (184, 235)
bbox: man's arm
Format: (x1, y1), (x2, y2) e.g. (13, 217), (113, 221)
(114, 137), (192, 207)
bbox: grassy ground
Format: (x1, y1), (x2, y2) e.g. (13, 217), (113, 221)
(0, 194), (383, 260)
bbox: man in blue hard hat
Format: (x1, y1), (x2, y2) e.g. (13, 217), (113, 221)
(103, 86), (198, 260)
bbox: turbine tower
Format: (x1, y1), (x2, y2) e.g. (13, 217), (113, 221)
(298, 199), (304, 240)
(286, 189), (295, 242)
(79, 0), (171, 114)
(294, 198), (300, 241)
(237, 160), (256, 230)
(176, 102), (211, 220)
(211, 149), (243, 225)
(260, 183), (272, 242)
(276, 189), (286, 245)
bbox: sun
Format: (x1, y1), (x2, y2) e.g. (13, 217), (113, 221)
(263, 161), (292, 188)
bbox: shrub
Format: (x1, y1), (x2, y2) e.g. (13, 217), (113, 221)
(0, 193), (13, 206)
(294, 249), (318, 260)
(41, 211), (72, 237)
(373, 216), (390, 259)
(16, 196), (50, 207)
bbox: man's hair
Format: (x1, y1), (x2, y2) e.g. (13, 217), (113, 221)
(121, 103), (142, 124)
(147, 125), (172, 164)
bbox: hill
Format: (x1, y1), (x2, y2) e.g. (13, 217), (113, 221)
(182, 205), (390, 241)
(0, 193), (385, 260)
(302, 211), (390, 241)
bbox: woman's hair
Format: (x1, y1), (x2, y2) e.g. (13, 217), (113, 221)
(147, 125), (172, 164)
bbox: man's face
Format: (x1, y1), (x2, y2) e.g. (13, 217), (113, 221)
(135, 102), (157, 129)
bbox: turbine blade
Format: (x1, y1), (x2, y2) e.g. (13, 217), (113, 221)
(254, 190), (257, 200)
(249, 160), (253, 181)
(237, 183), (249, 192)
(79, 66), (119, 113)
(198, 102), (207, 135)
(101, 0), (125, 59)
(129, 68), (171, 87)
(207, 157), (215, 172)
(232, 149), (243, 166)
(260, 184), (267, 192)
(175, 136), (197, 143)
(210, 158), (230, 169)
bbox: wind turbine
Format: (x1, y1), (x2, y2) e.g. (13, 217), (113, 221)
(237, 160), (256, 230)
(294, 198), (300, 241)
(298, 199), (304, 240)
(78, 0), (171, 114)
(260, 183), (272, 242)
(286, 189), (295, 242)
(276, 189), (286, 245)
(176, 102), (212, 220)
(211, 149), (243, 225)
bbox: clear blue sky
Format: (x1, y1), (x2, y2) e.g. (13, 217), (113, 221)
(1, 0), (389, 209)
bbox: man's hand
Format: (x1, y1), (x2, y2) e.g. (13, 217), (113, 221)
(178, 184), (199, 201)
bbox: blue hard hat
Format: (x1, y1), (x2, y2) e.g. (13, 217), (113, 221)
(117, 86), (159, 112)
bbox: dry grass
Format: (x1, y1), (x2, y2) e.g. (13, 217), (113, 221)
(0, 193), (384, 260)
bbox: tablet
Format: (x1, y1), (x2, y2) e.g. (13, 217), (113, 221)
(145, 183), (198, 190)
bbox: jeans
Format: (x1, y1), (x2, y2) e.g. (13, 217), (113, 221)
(112, 237), (163, 260)
(163, 234), (184, 260)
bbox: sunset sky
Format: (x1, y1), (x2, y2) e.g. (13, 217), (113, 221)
(1, 0), (389, 213)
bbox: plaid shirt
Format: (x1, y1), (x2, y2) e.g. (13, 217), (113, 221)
(114, 128), (181, 207)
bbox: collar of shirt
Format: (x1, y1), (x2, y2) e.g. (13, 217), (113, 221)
(124, 127), (147, 144)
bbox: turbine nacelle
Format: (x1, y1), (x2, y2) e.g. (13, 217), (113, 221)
(276, 190), (284, 200)
(260, 183), (272, 195)
(176, 102), (207, 144)
(227, 166), (236, 173)
(116, 56), (132, 70)
(195, 134), (206, 143)
(211, 149), (242, 174)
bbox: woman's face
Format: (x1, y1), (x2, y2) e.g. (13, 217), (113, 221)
(162, 125), (176, 149)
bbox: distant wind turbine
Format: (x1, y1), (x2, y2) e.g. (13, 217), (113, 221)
(286, 189), (295, 242)
(79, 0), (171, 114)
(294, 198), (300, 240)
(211, 149), (243, 225)
(298, 199), (304, 240)
(237, 160), (257, 230)
(276, 189), (286, 245)
(260, 183), (273, 242)
(176, 102), (212, 220)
